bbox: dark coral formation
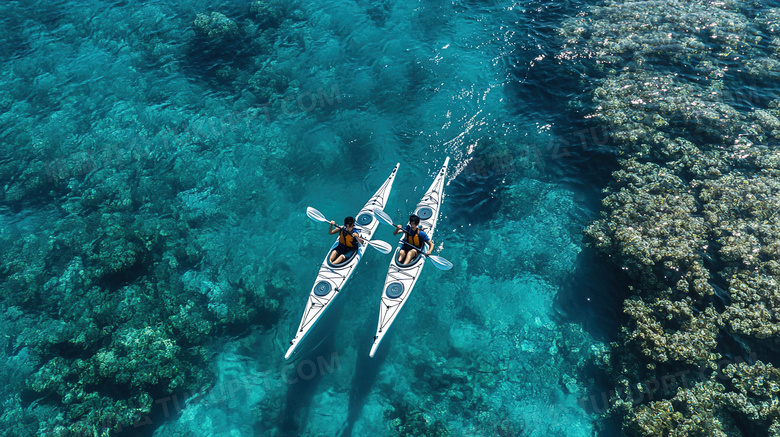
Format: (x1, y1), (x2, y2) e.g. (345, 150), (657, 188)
(1, 141), (292, 435)
(0, 3), (304, 435)
(559, 0), (780, 435)
(386, 401), (451, 437)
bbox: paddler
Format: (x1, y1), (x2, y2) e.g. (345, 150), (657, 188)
(394, 214), (432, 264)
(329, 217), (363, 264)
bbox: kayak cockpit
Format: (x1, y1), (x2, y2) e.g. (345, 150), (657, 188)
(393, 247), (424, 268)
(327, 242), (359, 268)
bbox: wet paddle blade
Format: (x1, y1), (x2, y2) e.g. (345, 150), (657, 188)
(368, 239), (392, 254)
(306, 207), (328, 223)
(373, 208), (394, 227)
(428, 255), (453, 271)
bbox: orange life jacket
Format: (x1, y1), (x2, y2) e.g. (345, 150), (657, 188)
(406, 227), (425, 248)
(339, 228), (358, 248)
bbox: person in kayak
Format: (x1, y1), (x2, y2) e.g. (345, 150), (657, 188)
(329, 217), (363, 264)
(395, 214), (432, 265)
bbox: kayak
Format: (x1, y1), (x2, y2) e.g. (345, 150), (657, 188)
(369, 157), (449, 357)
(285, 163), (400, 360)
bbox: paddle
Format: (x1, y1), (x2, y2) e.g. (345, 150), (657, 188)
(306, 207), (392, 254)
(372, 208), (453, 271)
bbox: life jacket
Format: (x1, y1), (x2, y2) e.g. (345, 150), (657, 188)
(339, 228), (358, 248)
(406, 227), (425, 249)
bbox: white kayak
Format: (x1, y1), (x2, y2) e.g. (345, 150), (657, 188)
(370, 157), (450, 357)
(285, 163), (400, 360)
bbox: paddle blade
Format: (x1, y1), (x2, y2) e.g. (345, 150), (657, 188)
(306, 207), (328, 223)
(368, 239), (392, 254)
(373, 208), (394, 227)
(427, 255), (453, 271)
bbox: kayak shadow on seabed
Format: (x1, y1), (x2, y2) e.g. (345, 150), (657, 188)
(337, 318), (390, 437)
(278, 292), (348, 436)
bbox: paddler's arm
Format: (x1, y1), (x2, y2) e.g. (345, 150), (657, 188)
(353, 231), (364, 245)
(425, 239), (433, 256)
(329, 221), (341, 235)
(393, 225), (404, 236)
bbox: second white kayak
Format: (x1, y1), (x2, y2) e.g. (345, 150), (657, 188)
(369, 157), (450, 357)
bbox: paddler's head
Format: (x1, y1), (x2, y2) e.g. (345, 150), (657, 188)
(343, 216), (355, 230)
(409, 214), (420, 231)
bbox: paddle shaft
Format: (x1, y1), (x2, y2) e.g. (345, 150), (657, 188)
(307, 207), (391, 254)
(390, 224), (433, 255)
(398, 239), (433, 255)
(395, 232), (452, 270)
(373, 209), (451, 269)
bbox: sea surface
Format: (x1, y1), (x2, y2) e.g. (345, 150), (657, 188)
(0, 0), (646, 436)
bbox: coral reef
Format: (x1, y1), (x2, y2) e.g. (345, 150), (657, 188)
(386, 402), (451, 437)
(621, 379), (733, 436)
(559, 0), (780, 435)
(613, 360), (780, 436)
(249, 0), (288, 28)
(194, 12), (239, 41)
(623, 298), (720, 366)
(0, 2), (306, 434)
(0, 179), (292, 434)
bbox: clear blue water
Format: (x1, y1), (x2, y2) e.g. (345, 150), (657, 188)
(0, 0), (622, 436)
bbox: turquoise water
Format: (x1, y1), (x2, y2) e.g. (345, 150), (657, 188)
(0, 0), (620, 436)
